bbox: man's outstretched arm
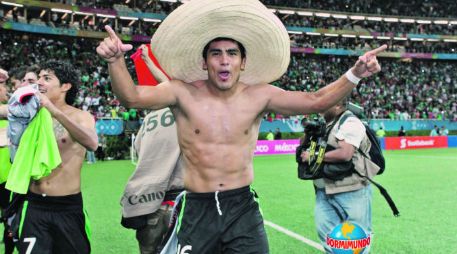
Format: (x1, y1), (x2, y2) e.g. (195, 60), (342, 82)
(266, 45), (387, 115)
(96, 26), (176, 110)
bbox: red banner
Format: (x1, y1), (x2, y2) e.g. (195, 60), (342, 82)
(131, 44), (170, 86)
(385, 136), (448, 150)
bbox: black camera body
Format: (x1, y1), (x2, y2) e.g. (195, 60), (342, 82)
(303, 117), (327, 141)
(296, 116), (327, 180)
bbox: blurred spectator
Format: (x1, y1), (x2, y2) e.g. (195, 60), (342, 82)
(440, 125), (449, 136)
(376, 127), (386, 137)
(430, 125), (440, 136)
(96, 134), (106, 161)
(398, 126), (406, 136)
(274, 128), (282, 140)
(266, 130), (274, 140)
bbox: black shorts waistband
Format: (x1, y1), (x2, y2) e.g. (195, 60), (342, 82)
(164, 189), (185, 201)
(186, 186), (251, 200)
(27, 192), (83, 210)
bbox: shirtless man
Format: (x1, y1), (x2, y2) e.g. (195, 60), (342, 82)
(16, 60), (98, 254)
(97, 2), (385, 253)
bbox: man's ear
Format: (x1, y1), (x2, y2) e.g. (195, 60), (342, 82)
(61, 82), (72, 92)
(202, 60), (208, 71)
(241, 58), (246, 71)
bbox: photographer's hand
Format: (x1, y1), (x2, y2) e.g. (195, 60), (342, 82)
(300, 151), (310, 162)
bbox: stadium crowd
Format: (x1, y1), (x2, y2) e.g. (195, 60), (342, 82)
(2, 0), (457, 123)
(279, 14), (457, 36)
(274, 54), (457, 120)
(262, 0), (457, 18)
(1, 31), (455, 121)
(3, 0), (457, 38)
(290, 35), (457, 54)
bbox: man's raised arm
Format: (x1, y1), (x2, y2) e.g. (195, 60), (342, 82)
(96, 26), (176, 109)
(140, 44), (170, 83)
(266, 45), (387, 115)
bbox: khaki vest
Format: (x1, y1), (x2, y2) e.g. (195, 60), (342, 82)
(323, 111), (380, 194)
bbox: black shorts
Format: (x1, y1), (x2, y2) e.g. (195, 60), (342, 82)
(176, 186), (269, 254)
(15, 192), (91, 254)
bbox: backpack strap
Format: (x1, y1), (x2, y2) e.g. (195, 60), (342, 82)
(354, 171), (400, 217)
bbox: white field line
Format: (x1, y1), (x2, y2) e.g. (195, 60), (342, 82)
(264, 220), (325, 252)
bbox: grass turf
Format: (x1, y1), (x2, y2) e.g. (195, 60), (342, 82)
(1, 148), (456, 253)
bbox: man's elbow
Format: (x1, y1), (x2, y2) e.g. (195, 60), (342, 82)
(86, 139), (98, 152)
(341, 150), (355, 161)
(120, 97), (144, 109)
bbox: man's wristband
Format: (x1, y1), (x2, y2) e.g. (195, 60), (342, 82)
(345, 70), (361, 85)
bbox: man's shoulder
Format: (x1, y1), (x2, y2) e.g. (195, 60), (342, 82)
(64, 106), (94, 121)
(338, 112), (365, 132)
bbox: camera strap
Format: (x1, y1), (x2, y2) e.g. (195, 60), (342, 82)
(308, 112), (344, 171)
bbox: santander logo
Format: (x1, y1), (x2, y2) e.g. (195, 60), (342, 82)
(387, 136), (447, 150)
(400, 139), (407, 149)
(399, 138), (436, 149)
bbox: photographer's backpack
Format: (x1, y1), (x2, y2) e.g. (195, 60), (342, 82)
(338, 112), (399, 216)
(338, 113), (385, 175)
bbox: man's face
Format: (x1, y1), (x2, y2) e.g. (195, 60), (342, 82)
(323, 104), (343, 122)
(37, 69), (65, 103)
(203, 40), (246, 91)
(10, 77), (22, 91)
(22, 72), (38, 85)
(0, 84), (8, 103)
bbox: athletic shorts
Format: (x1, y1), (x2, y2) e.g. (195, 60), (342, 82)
(175, 186), (269, 254)
(15, 192), (91, 254)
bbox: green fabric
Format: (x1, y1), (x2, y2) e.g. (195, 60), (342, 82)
(376, 129), (386, 138)
(122, 111), (130, 121)
(0, 120), (7, 128)
(83, 208), (92, 244)
(19, 200), (28, 238)
(0, 119), (11, 184)
(250, 186), (263, 216)
(177, 194), (186, 233)
(0, 147), (11, 184)
(6, 108), (62, 194)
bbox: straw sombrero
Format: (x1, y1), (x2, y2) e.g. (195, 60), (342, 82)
(150, 0), (290, 85)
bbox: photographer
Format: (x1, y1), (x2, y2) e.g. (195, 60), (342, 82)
(300, 98), (379, 253)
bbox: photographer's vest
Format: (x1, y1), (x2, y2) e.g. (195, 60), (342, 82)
(316, 110), (380, 194)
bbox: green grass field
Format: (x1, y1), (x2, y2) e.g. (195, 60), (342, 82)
(2, 148), (457, 253)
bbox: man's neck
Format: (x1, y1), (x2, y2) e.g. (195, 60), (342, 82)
(206, 80), (241, 99)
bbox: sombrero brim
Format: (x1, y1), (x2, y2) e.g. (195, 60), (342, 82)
(150, 0), (290, 85)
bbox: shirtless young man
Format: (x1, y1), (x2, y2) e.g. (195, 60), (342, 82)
(97, 1), (385, 252)
(16, 60), (98, 254)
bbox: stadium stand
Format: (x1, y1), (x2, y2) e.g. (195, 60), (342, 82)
(0, 0), (456, 122)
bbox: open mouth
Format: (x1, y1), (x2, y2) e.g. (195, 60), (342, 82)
(218, 71), (230, 81)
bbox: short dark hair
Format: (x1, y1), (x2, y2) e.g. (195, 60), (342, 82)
(40, 60), (80, 105)
(10, 66), (27, 80)
(26, 65), (40, 76)
(202, 37), (246, 60)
